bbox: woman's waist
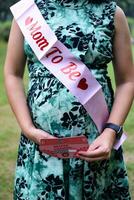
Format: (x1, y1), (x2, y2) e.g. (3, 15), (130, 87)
(28, 64), (109, 80)
(27, 73), (114, 108)
(28, 74), (112, 90)
(27, 63), (113, 100)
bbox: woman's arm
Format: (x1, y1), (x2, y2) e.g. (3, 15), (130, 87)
(107, 7), (134, 125)
(4, 19), (55, 144)
(77, 6), (134, 161)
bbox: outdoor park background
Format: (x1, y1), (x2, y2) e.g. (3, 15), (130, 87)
(0, 0), (134, 199)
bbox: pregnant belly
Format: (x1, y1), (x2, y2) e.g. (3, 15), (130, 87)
(26, 74), (113, 138)
(27, 82), (90, 138)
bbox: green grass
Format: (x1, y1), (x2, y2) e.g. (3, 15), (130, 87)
(0, 40), (134, 199)
(127, 17), (134, 38)
(0, 40), (9, 105)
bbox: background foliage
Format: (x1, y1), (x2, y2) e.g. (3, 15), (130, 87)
(0, 0), (134, 41)
(0, 0), (134, 21)
(0, 0), (134, 199)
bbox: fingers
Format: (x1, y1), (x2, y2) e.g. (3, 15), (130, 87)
(78, 146), (111, 158)
(76, 154), (109, 162)
(31, 129), (56, 144)
(44, 132), (55, 139)
(78, 148), (105, 158)
(88, 143), (99, 151)
(38, 131), (56, 144)
(77, 144), (111, 162)
(76, 151), (110, 162)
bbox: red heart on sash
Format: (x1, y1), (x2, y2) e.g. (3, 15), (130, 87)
(25, 16), (33, 26)
(77, 78), (88, 90)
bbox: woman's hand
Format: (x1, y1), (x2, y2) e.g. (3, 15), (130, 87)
(24, 126), (56, 145)
(76, 129), (116, 162)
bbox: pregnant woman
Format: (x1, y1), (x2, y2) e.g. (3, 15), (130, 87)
(4, 0), (134, 199)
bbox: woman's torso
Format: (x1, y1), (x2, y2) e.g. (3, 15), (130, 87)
(24, 0), (116, 136)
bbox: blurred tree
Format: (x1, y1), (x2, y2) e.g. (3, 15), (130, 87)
(0, 0), (133, 21)
(0, 0), (17, 21)
(117, 0), (134, 17)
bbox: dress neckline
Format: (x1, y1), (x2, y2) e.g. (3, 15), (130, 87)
(52, 0), (110, 9)
(53, 0), (91, 9)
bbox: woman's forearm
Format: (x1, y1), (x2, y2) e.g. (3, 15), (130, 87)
(107, 81), (134, 126)
(3, 19), (55, 144)
(4, 74), (35, 136)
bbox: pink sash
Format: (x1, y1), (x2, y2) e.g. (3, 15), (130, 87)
(10, 0), (127, 150)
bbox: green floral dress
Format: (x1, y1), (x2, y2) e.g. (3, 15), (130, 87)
(13, 0), (131, 199)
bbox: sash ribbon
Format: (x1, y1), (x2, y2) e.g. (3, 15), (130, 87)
(10, 0), (127, 150)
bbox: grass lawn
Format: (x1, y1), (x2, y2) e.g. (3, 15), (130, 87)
(0, 39), (134, 199)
